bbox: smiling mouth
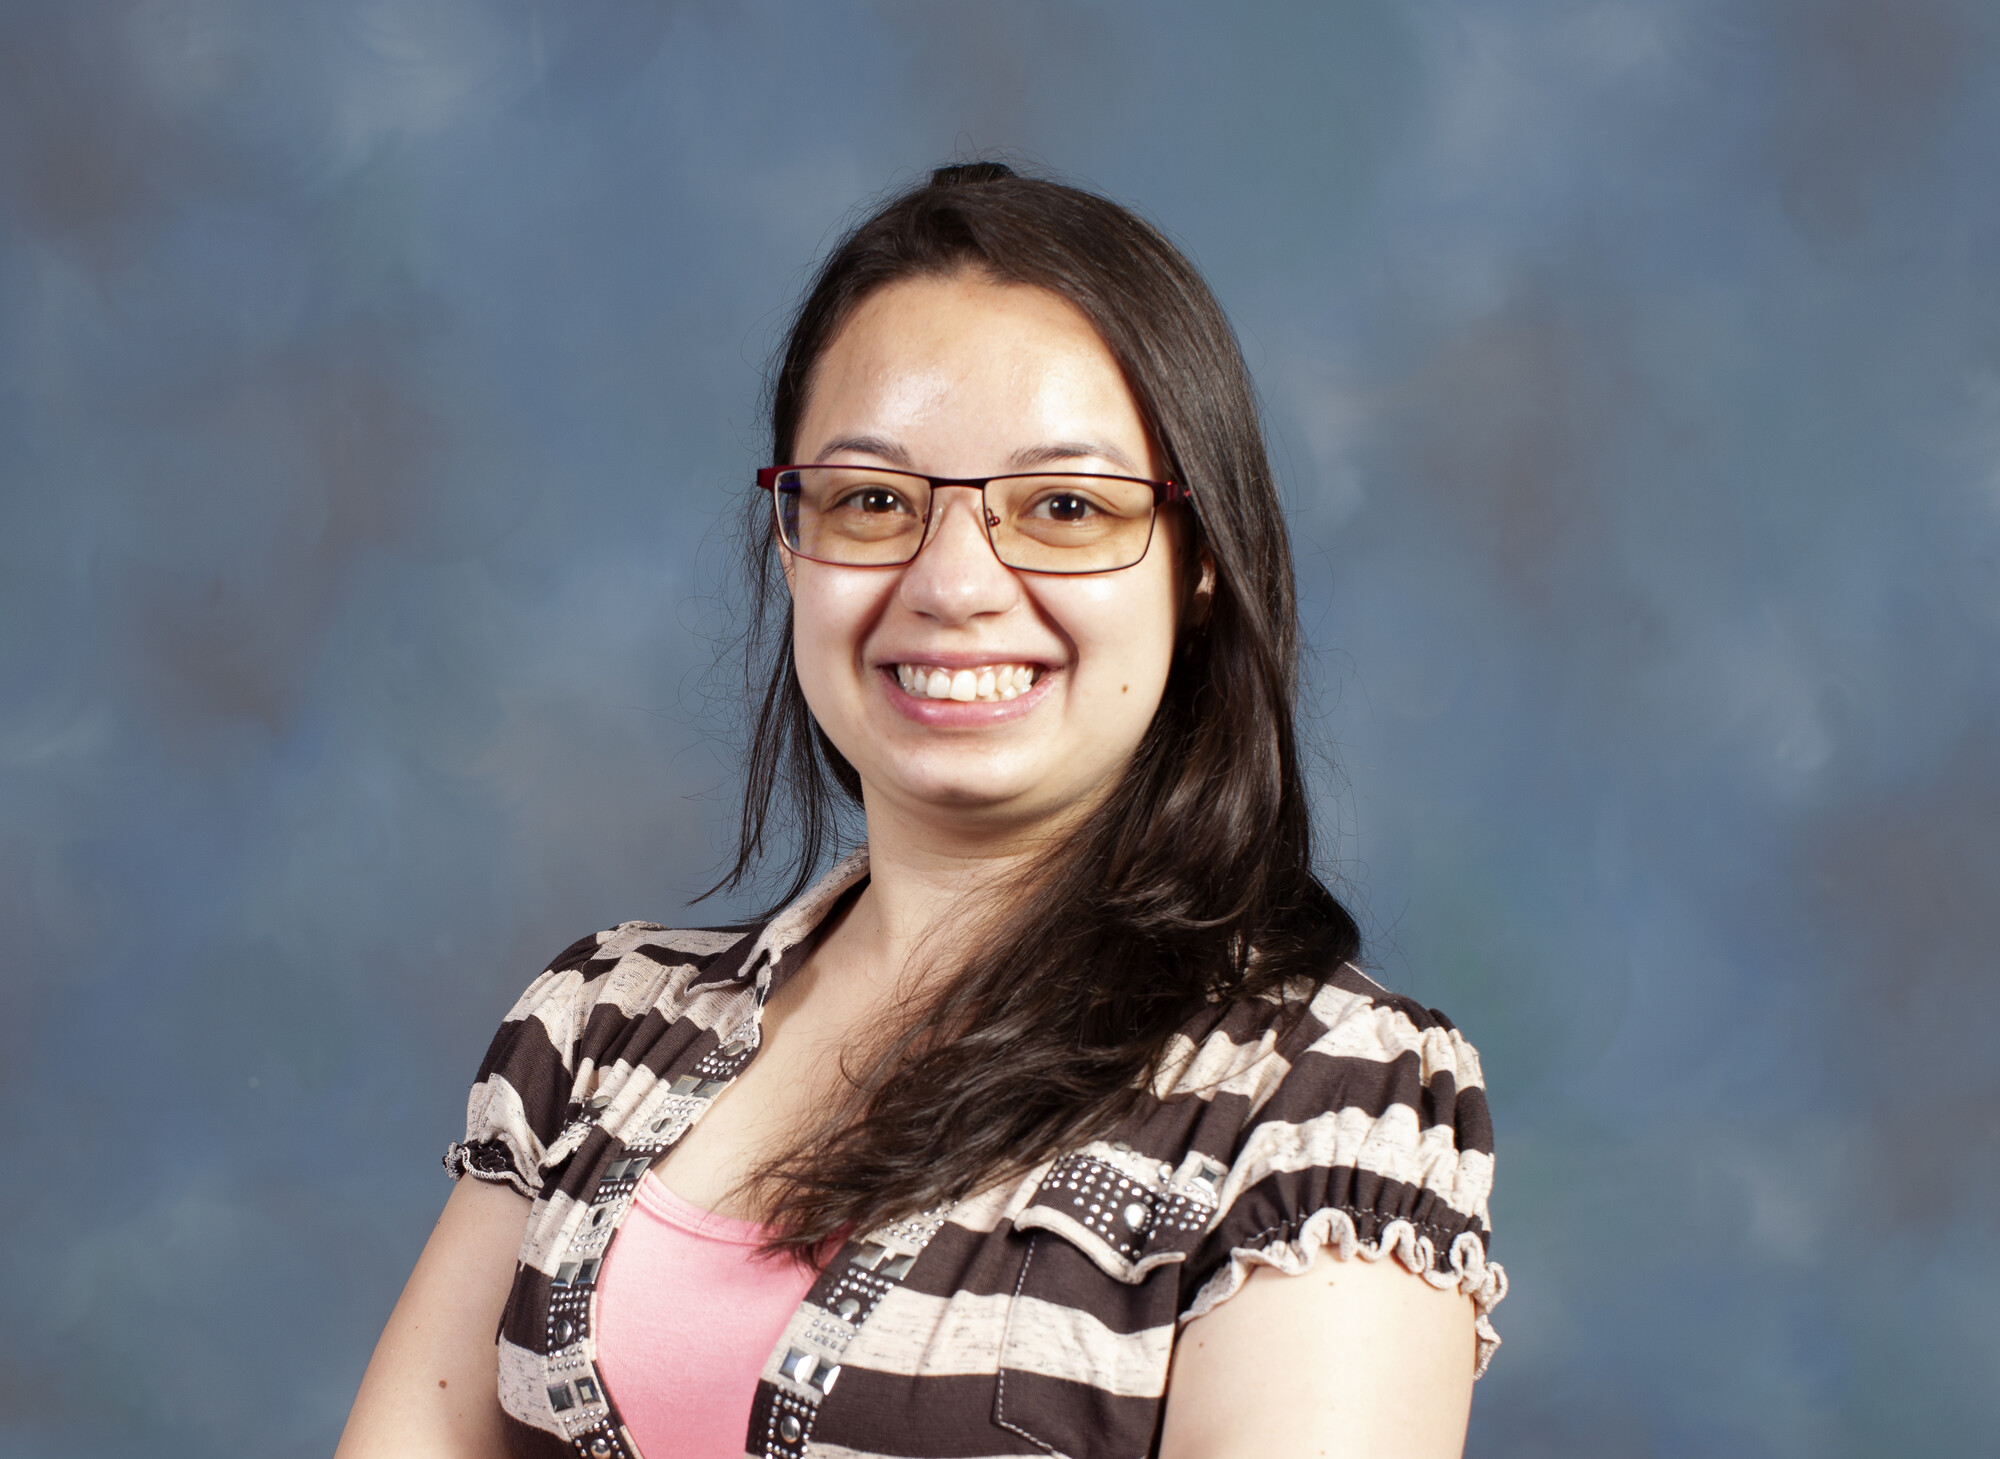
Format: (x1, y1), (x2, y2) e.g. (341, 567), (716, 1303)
(893, 663), (1043, 703)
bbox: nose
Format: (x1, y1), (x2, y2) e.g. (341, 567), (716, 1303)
(894, 485), (1020, 624)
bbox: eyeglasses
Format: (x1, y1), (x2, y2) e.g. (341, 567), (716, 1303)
(757, 464), (1194, 574)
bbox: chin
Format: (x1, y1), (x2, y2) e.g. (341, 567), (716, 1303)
(894, 774), (1032, 813)
(859, 756), (1043, 816)
(877, 761), (1115, 831)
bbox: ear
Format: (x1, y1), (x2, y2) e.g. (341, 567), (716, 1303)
(1186, 547), (1216, 628)
(777, 534), (797, 594)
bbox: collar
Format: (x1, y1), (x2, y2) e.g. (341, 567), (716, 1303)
(685, 845), (872, 999)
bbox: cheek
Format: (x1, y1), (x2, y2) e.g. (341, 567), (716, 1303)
(1051, 570), (1181, 706)
(788, 565), (888, 703)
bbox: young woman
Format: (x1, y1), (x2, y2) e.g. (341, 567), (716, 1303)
(337, 163), (1504, 1459)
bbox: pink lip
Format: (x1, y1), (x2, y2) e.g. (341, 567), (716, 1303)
(877, 662), (1059, 726)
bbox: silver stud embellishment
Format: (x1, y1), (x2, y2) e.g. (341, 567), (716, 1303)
(780, 1347), (818, 1385)
(851, 1242), (890, 1271)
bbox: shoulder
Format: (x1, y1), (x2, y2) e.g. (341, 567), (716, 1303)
(446, 919), (759, 1197)
(1280, 964), (1490, 1136)
(1154, 962), (1486, 1128)
(482, 920), (755, 1059)
(538, 918), (760, 996)
(1159, 963), (1505, 1373)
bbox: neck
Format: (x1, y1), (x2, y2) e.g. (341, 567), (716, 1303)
(827, 791), (1066, 997)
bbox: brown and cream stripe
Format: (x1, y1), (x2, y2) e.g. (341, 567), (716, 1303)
(447, 849), (1505, 1459)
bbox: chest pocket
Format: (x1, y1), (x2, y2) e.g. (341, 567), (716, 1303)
(997, 1145), (1227, 1459)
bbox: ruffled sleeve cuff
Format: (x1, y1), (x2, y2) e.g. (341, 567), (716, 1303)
(1183, 1206), (1508, 1376)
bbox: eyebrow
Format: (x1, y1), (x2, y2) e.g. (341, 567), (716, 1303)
(1007, 440), (1142, 474)
(812, 435), (913, 466)
(810, 436), (1143, 475)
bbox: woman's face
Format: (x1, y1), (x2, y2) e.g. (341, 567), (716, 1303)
(784, 271), (1185, 841)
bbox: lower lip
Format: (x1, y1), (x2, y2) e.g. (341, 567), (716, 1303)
(880, 666), (1056, 725)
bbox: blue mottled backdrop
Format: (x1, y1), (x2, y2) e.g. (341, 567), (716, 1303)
(3, 2), (1997, 1455)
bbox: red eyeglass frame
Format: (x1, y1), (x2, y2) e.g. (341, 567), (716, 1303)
(754, 464), (1197, 574)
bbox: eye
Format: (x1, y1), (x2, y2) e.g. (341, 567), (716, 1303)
(1032, 492), (1097, 522)
(837, 485), (915, 515)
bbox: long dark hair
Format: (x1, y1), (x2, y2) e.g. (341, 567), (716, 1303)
(724, 162), (1361, 1250)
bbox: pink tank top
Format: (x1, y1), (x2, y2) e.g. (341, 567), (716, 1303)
(593, 1172), (821, 1459)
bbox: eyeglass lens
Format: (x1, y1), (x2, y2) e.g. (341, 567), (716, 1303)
(774, 466), (1159, 573)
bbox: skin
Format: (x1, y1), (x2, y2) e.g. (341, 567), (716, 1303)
(334, 1176), (526, 1459)
(338, 270), (1476, 1457)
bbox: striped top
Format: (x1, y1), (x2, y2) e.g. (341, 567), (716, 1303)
(446, 849), (1505, 1459)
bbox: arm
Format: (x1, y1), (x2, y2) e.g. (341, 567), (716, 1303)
(1157, 1247), (1477, 1459)
(335, 1177), (533, 1459)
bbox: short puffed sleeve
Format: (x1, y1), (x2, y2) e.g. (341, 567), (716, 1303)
(1180, 966), (1507, 1374)
(442, 933), (605, 1199)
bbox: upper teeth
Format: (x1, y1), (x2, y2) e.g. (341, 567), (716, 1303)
(895, 664), (1040, 702)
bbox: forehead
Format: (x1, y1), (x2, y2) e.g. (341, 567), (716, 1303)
(831, 270), (1108, 357)
(797, 272), (1152, 469)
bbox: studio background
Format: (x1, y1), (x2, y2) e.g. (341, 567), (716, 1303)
(4, 3), (1997, 1455)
